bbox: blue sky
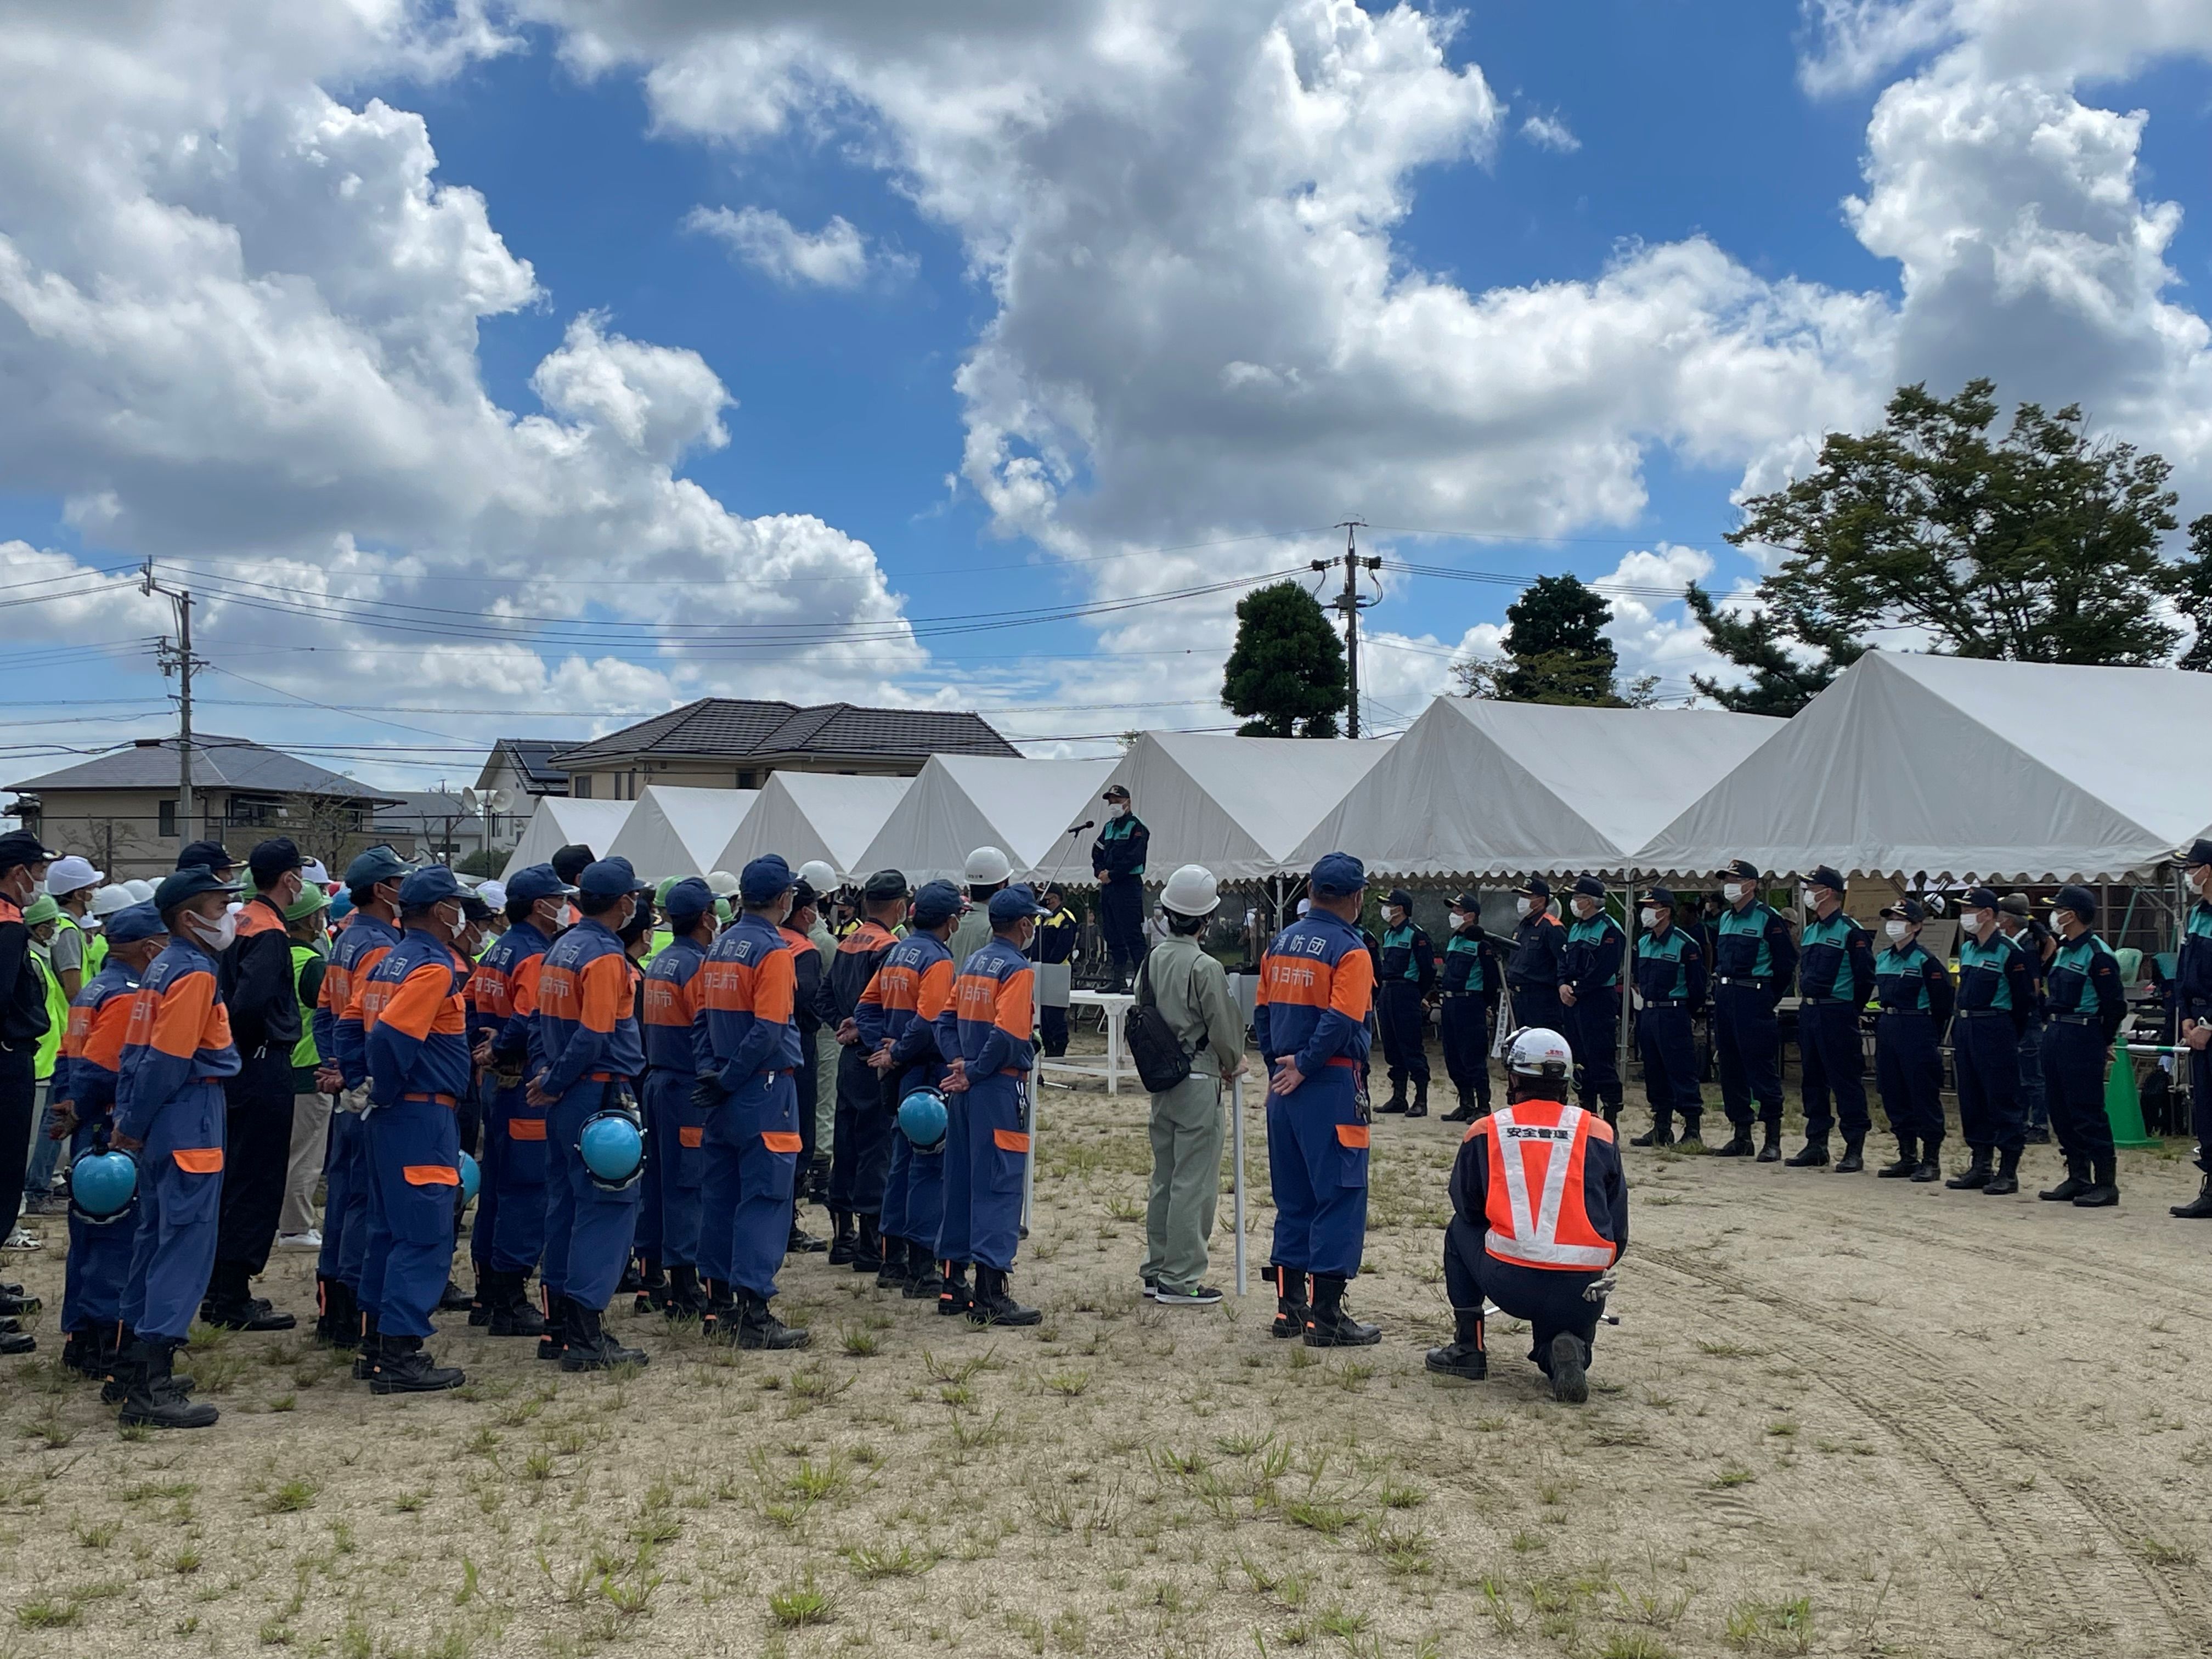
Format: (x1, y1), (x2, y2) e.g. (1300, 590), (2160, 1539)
(3, 2), (2211, 785)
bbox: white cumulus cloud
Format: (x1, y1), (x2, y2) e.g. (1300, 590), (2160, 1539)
(685, 205), (906, 289)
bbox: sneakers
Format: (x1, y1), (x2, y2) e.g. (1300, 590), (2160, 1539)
(1139, 1277), (1160, 1300)
(5, 1228), (43, 1250)
(275, 1230), (322, 1250)
(1155, 1284), (1223, 1306)
(1547, 1333), (1589, 1404)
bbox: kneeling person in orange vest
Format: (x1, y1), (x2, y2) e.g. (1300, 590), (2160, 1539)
(1426, 1026), (1626, 1403)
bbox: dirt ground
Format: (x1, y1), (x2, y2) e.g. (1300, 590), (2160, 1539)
(5, 1036), (2212, 1659)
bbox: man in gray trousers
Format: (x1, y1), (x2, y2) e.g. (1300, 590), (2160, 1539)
(1135, 864), (1246, 1307)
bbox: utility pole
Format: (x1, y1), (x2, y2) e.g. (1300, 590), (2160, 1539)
(142, 561), (205, 849)
(1313, 520), (1381, 738)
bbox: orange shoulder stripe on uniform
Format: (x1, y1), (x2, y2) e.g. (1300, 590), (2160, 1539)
(149, 971), (217, 1059)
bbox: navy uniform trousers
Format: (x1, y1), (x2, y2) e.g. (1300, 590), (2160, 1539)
(1098, 879), (1146, 980)
(1637, 1003), (1702, 1130)
(63, 1118), (136, 1335)
(361, 1094), (461, 1338)
(119, 1083), (226, 1342)
(697, 1069), (801, 1299)
(540, 1081), (642, 1313)
(1443, 1216), (1604, 1375)
(1375, 980), (1430, 1085)
(1562, 989), (1621, 1114)
(827, 1045), (891, 1217)
(1265, 1064), (1368, 1280)
(1951, 1012), (2024, 1155)
(1713, 981), (1783, 1130)
(640, 1068), (707, 1270)
(942, 1071), (1028, 1273)
(2040, 1020), (2114, 1165)
(1874, 1012), (1943, 1145)
(1509, 983), (1563, 1036)
(1796, 1001), (1869, 1144)
(1438, 994), (1491, 1109)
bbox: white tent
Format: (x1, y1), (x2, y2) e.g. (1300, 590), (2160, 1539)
(499, 797), (635, 880)
(1290, 698), (1785, 879)
(713, 772), (912, 881)
(605, 786), (758, 882)
(1030, 732), (1397, 886)
(854, 755), (1119, 885)
(1637, 652), (2212, 882)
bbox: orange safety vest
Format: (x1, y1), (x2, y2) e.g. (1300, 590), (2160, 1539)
(1469, 1097), (1619, 1272)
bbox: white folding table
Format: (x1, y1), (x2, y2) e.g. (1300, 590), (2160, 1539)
(1033, 989), (1136, 1096)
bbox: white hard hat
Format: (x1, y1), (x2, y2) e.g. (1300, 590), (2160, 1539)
(1160, 864), (1220, 919)
(797, 860), (837, 893)
(703, 870), (742, 899)
(88, 883), (136, 920)
(475, 880), (507, 910)
(964, 845), (1012, 885)
(123, 879), (156, 902)
(301, 858), (330, 886)
(1506, 1026), (1573, 1081)
(46, 855), (103, 895)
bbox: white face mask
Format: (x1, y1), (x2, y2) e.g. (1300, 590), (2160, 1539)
(1960, 912), (1987, 939)
(1383, 908), (1404, 927)
(1514, 898), (1531, 918)
(2194, 868), (2212, 896)
(2050, 910), (2067, 931)
(1884, 919), (1910, 942)
(187, 908), (237, 952)
(1571, 898), (1596, 920)
(1799, 888), (1815, 910)
(1639, 906), (1658, 929)
(1722, 883), (1745, 904)
(1449, 911), (1472, 932)
(437, 901), (465, 936)
(1110, 803), (1130, 819)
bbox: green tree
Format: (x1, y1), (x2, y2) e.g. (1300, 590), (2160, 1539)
(1694, 379), (2192, 713)
(2179, 514), (2212, 673)
(1453, 574), (1623, 704)
(1221, 580), (1346, 737)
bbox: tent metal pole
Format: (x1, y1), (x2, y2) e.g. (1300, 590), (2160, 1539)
(1618, 867), (1635, 1092)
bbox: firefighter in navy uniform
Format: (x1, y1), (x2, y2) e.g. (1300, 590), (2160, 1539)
(1788, 866), (1876, 1172)
(1558, 876), (1624, 1128)
(1092, 785), (1150, 992)
(1505, 877), (1568, 1033)
(1029, 885), (1079, 1058)
(2174, 841), (2212, 1218)
(2037, 885), (2128, 1209)
(1946, 887), (2038, 1195)
(1424, 1028), (1627, 1404)
(827, 871), (907, 1271)
(1872, 900), (1951, 1181)
(1709, 859), (1797, 1160)
(1437, 893), (1500, 1124)
(1630, 888), (1706, 1148)
(1373, 888), (1435, 1118)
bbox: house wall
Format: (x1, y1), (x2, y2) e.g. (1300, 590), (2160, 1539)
(19, 787), (379, 880)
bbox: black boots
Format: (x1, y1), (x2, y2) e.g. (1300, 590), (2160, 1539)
(314, 1276), (357, 1347)
(1946, 1151), (1993, 1190)
(117, 1338), (217, 1430)
(699, 1277), (738, 1342)
(1379, 1074), (1408, 1114)
(537, 1296), (571, 1362)
(904, 1252), (946, 1302)
(101, 1326), (191, 1404)
(938, 1261), (973, 1318)
(967, 1265), (1041, 1327)
(1677, 1114), (1704, 1148)
(1270, 1266), (1309, 1339)
(2039, 1155), (2089, 1203)
(1876, 1135), (1917, 1178)
(1912, 1136), (1944, 1182)
(201, 1260), (296, 1331)
(1713, 1127), (1756, 1158)
(663, 1264), (710, 1322)
(1302, 1274), (1380, 1347)
(1983, 1148), (2023, 1197)
(2171, 1171), (2212, 1218)
(851, 1215), (885, 1274)
(806, 1159), (831, 1207)
(1784, 1137), (1830, 1168)
(61, 1326), (116, 1379)
(1424, 1308), (1486, 1380)
(468, 1261), (493, 1327)
(827, 1211), (857, 1266)
(733, 1291), (809, 1350)
(488, 1271), (548, 1338)
(353, 1311), (382, 1380)
(1835, 1139), (1865, 1174)
(787, 1216), (828, 1254)
(1441, 1089), (1477, 1125)
(2072, 1157), (2119, 1208)
(369, 1334), (465, 1395)
(1547, 1332), (1590, 1404)
(876, 1236), (913, 1291)
(1630, 1118), (1674, 1148)
(1406, 1078), (1429, 1120)
(437, 1278), (472, 1313)
(561, 1304), (649, 1371)
(1756, 1125), (1782, 1163)
(632, 1255), (668, 1316)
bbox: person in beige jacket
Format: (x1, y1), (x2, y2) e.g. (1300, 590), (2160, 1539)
(1135, 865), (1246, 1306)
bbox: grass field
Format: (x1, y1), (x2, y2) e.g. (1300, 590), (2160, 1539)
(4, 1040), (2211, 1658)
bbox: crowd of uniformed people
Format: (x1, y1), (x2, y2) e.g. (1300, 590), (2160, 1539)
(0, 781), (2203, 1424)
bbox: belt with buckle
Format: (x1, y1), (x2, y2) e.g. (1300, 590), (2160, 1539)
(1954, 1008), (2010, 1020)
(1644, 998), (1689, 1007)
(1714, 975), (1770, 988)
(1799, 995), (1852, 1006)
(2049, 1013), (2100, 1027)
(402, 1091), (458, 1107)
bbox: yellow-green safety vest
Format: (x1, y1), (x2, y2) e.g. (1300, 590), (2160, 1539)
(290, 943), (323, 1068)
(31, 950), (66, 1081)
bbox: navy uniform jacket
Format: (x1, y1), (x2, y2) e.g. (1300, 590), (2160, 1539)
(1091, 815), (1149, 885)
(1713, 901), (1798, 992)
(2045, 932), (2127, 1043)
(1376, 923), (1436, 995)
(1955, 934), (2036, 1035)
(1797, 912), (1875, 1008)
(1562, 915), (1624, 995)
(1440, 928), (1500, 1009)
(1874, 941), (1954, 1035)
(2178, 899), (2212, 1023)
(220, 894), (302, 1057)
(1507, 910), (1568, 991)
(1634, 926), (1705, 1011)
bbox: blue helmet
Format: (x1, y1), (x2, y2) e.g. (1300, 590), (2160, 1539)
(897, 1087), (949, 1151)
(70, 1147), (138, 1226)
(578, 1108), (645, 1190)
(458, 1149), (481, 1207)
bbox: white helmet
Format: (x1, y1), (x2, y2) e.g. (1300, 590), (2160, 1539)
(1506, 1026), (1573, 1082)
(1160, 864), (1220, 919)
(964, 845), (1012, 885)
(88, 883), (137, 920)
(703, 870), (742, 899)
(475, 880), (508, 911)
(123, 879), (156, 902)
(797, 860), (837, 893)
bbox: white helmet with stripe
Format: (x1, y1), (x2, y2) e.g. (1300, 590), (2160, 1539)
(1506, 1026), (1573, 1081)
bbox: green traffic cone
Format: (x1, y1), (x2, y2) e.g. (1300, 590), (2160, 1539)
(2103, 1056), (2162, 1151)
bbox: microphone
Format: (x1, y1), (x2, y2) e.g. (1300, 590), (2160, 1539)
(1068, 820), (1094, 834)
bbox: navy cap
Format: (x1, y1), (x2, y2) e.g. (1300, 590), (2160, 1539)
(663, 877), (714, 924)
(864, 868), (910, 902)
(2188, 839), (2212, 870)
(2054, 884), (2097, 924)
(1808, 865), (1846, 894)
(177, 839), (234, 874)
(1960, 885), (2001, 912)
(0, 830), (58, 872)
(344, 844), (413, 889)
(1384, 888), (1415, 911)
(1449, 891), (1482, 911)
(1571, 874), (1607, 900)
(506, 864), (574, 905)
(1103, 784), (1131, 802)
(248, 837), (303, 883)
(1720, 858), (1760, 881)
(1880, 898), (1925, 923)
(578, 857), (645, 900)
(101, 902), (168, 945)
(154, 867), (241, 912)
(741, 854), (797, 906)
(396, 866), (464, 907)
(1514, 874), (1551, 898)
(551, 844), (596, 886)
(1310, 852), (1366, 899)
(911, 879), (962, 928)
(1641, 886), (1678, 909)
(988, 884), (1049, 924)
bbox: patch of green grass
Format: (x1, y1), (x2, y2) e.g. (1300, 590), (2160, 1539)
(1045, 1368), (1091, 1397)
(767, 1570), (835, 1628)
(1600, 1635), (1679, 1659)
(2140, 1537), (2200, 1567)
(264, 1478), (320, 1514)
(1723, 1596), (1814, 1655)
(844, 1543), (933, 1579)
(1709, 1464), (1757, 1489)
(16, 1596), (82, 1629)
(1284, 1499), (1353, 1536)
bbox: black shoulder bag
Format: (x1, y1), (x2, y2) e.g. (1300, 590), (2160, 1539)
(1125, 950), (1197, 1093)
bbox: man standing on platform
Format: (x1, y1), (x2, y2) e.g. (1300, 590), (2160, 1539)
(1092, 785), (1149, 992)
